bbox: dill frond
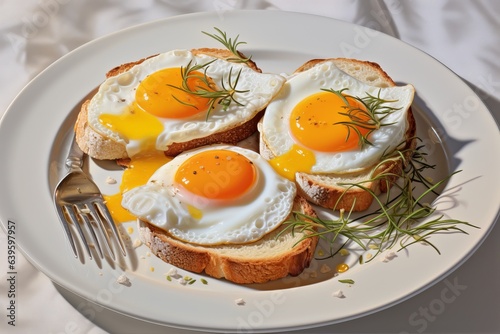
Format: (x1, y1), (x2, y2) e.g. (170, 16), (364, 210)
(169, 59), (249, 119)
(278, 139), (478, 261)
(322, 88), (401, 149)
(202, 27), (252, 63)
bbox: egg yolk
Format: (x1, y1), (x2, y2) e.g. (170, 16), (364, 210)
(104, 151), (172, 223)
(336, 263), (350, 273)
(135, 67), (215, 119)
(174, 149), (257, 201)
(269, 144), (316, 181)
(290, 91), (371, 152)
(99, 67), (215, 153)
(100, 68), (219, 223)
(99, 102), (164, 151)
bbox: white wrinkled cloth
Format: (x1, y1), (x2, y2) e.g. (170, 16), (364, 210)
(0, 1), (499, 333)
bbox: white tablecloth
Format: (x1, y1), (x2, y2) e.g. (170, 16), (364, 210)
(1, 1), (499, 333)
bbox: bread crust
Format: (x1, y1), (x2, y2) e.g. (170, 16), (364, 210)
(138, 196), (318, 284)
(295, 113), (416, 211)
(75, 48), (264, 160)
(260, 58), (416, 212)
(162, 109), (265, 156)
(294, 58), (395, 87)
(75, 100), (129, 160)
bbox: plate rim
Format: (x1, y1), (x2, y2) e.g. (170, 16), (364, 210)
(1, 10), (499, 332)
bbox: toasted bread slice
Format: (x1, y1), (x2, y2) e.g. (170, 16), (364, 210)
(138, 195), (318, 284)
(259, 58), (416, 212)
(75, 48), (270, 160)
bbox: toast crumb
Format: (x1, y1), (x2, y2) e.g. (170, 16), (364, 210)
(235, 298), (246, 306)
(332, 290), (345, 298)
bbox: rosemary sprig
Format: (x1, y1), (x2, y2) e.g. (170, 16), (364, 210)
(279, 139), (478, 261)
(169, 59), (249, 120)
(322, 88), (400, 149)
(202, 27), (251, 63)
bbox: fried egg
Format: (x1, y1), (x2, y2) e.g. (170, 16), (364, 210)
(87, 49), (285, 157)
(104, 151), (172, 223)
(121, 145), (296, 245)
(261, 60), (415, 179)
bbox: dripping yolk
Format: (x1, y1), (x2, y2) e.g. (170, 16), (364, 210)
(336, 263), (350, 273)
(269, 144), (316, 181)
(98, 67), (215, 152)
(269, 92), (372, 181)
(100, 67), (216, 222)
(290, 91), (371, 152)
(174, 149), (257, 201)
(98, 102), (163, 151)
(135, 67), (215, 119)
(104, 151), (172, 223)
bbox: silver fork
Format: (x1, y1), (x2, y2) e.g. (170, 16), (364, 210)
(53, 134), (126, 260)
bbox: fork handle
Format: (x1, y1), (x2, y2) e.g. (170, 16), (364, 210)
(65, 133), (84, 170)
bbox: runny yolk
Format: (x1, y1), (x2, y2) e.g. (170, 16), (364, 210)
(104, 151), (172, 223)
(135, 67), (214, 119)
(174, 149), (257, 201)
(98, 102), (164, 151)
(269, 92), (371, 181)
(98, 67), (215, 153)
(269, 144), (316, 181)
(99, 68), (216, 223)
(336, 263), (350, 273)
(290, 91), (371, 152)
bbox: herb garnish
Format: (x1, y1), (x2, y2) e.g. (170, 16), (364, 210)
(322, 88), (400, 149)
(280, 139), (478, 261)
(170, 59), (249, 120)
(202, 27), (252, 63)
(169, 28), (252, 119)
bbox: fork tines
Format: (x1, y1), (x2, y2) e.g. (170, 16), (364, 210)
(58, 199), (126, 261)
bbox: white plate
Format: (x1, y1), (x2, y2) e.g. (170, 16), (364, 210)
(0, 10), (499, 333)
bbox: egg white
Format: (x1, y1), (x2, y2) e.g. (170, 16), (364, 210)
(121, 145), (296, 245)
(87, 49), (286, 156)
(261, 61), (415, 174)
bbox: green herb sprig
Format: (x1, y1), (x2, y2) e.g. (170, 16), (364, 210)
(170, 59), (249, 120)
(322, 88), (400, 149)
(202, 27), (252, 63)
(168, 28), (252, 119)
(279, 139), (478, 261)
